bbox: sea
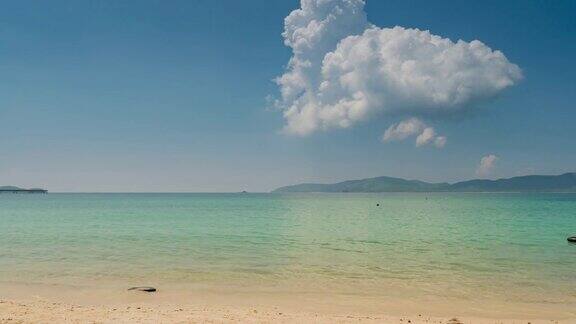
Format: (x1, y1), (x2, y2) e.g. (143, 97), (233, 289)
(1, 192), (575, 313)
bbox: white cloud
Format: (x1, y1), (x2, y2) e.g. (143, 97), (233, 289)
(276, 0), (522, 138)
(276, 0), (368, 135)
(434, 136), (447, 148)
(382, 118), (446, 149)
(476, 154), (499, 177)
(416, 127), (436, 147)
(382, 118), (425, 142)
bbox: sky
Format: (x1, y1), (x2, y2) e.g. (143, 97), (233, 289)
(0, 0), (575, 192)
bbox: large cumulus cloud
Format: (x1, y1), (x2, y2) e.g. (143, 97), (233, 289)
(276, 0), (522, 139)
(276, 0), (368, 135)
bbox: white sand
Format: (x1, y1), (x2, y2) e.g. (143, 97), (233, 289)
(1, 281), (575, 323)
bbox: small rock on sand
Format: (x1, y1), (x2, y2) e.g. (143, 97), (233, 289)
(127, 287), (157, 292)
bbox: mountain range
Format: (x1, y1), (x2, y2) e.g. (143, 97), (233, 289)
(273, 173), (576, 193)
(0, 186), (48, 193)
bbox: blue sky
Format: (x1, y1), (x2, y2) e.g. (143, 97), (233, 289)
(0, 0), (574, 192)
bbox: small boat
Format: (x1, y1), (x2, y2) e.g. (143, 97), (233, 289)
(568, 236), (576, 243)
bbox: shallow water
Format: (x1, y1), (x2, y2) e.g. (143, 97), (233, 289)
(1, 193), (575, 307)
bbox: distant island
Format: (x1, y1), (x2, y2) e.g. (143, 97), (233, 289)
(273, 173), (576, 193)
(0, 186), (48, 194)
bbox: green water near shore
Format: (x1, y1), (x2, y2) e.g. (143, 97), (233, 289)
(1, 193), (575, 305)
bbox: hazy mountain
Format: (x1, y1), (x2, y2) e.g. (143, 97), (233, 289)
(273, 173), (576, 193)
(0, 186), (47, 193)
(274, 176), (450, 193)
(449, 173), (576, 192)
(0, 186), (23, 190)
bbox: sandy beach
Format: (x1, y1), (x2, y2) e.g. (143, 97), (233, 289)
(1, 281), (574, 323)
(0, 297), (571, 324)
(1, 297), (572, 324)
(0, 299), (451, 324)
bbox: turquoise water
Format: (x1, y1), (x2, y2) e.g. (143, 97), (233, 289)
(1, 193), (575, 305)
